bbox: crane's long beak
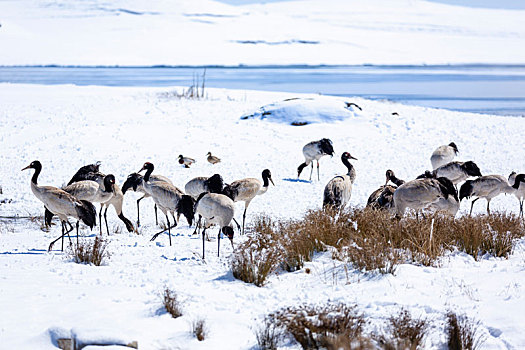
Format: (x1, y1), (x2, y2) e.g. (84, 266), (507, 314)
(350, 156), (358, 160)
(270, 177), (275, 186)
(138, 166), (145, 173)
(21, 165), (31, 171)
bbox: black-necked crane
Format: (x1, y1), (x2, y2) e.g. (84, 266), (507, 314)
(194, 192), (235, 259)
(430, 142), (458, 170)
(138, 162), (195, 245)
(62, 174), (116, 235)
(509, 172), (525, 217)
(366, 169), (404, 211)
(22, 161), (96, 251)
(207, 152), (221, 165)
(46, 163), (134, 233)
(178, 155), (196, 168)
(222, 169), (274, 235)
(459, 174), (524, 215)
(323, 152), (357, 209)
(122, 172), (173, 227)
(393, 177), (458, 217)
(432, 161), (482, 185)
(184, 174), (225, 199)
(297, 138), (335, 181)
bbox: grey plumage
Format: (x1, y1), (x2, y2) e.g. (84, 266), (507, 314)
(297, 138), (335, 181)
(122, 172), (173, 227)
(194, 192), (235, 259)
(222, 169), (274, 235)
(509, 172), (525, 217)
(367, 170), (405, 211)
(393, 177), (458, 217)
(433, 161), (482, 185)
(62, 174), (116, 234)
(430, 142), (458, 170)
(22, 161), (96, 251)
(323, 152), (357, 209)
(139, 162), (195, 246)
(460, 174), (519, 215)
(184, 174), (225, 199)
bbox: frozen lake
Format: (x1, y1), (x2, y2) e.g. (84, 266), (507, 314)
(1, 65), (525, 116)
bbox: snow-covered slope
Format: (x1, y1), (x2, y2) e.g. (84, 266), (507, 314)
(0, 0), (524, 65)
(1, 83), (525, 349)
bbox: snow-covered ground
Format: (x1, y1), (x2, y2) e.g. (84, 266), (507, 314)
(1, 83), (525, 349)
(1, 0), (525, 66)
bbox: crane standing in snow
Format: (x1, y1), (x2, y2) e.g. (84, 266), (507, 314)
(323, 152), (357, 209)
(297, 138), (335, 181)
(508, 172), (525, 217)
(22, 161), (96, 251)
(459, 174), (525, 215)
(222, 169), (274, 235)
(194, 192), (235, 259)
(366, 169), (405, 211)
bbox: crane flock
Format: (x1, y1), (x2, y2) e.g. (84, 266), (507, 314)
(21, 140), (525, 257)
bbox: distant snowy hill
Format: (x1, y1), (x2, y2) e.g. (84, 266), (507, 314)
(0, 0), (524, 65)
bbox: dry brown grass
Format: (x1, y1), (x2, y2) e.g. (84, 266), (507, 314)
(254, 316), (284, 350)
(379, 308), (429, 350)
(163, 287), (183, 319)
(68, 235), (110, 266)
(191, 318), (208, 341)
(268, 302), (367, 350)
(446, 311), (486, 350)
(232, 209), (524, 286)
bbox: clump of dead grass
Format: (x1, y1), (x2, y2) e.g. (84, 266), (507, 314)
(162, 287), (183, 319)
(379, 308), (429, 350)
(268, 302), (367, 350)
(446, 311), (486, 350)
(68, 235), (110, 266)
(191, 318), (208, 341)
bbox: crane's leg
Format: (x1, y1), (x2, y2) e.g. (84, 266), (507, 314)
(242, 205), (248, 235)
(49, 221), (74, 252)
(317, 160), (320, 181)
(309, 162), (314, 181)
(98, 206), (103, 235)
(487, 199), (491, 215)
(136, 196), (145, 227)
(166, 215), (172, 246)
(154, 204), (158, 226)
(103, 207), (110, 235)
(232, 218), (241, 235)
(192, 215), (202, 235)
(218, 227), (221, 257)
(469, 198), (479, 216)
(520, 199), (523, 218)
(202, 227), (207, 260)
(75, 221), (80, 246)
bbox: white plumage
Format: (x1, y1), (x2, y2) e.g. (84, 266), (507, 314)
(430, 142), (458, 170)
(184, 174), (224, 199)
(194, 193), (235, 259)
(323, 152), (357, 209)
(297, 138), (335, 181)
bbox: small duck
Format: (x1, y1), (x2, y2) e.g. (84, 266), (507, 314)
(178, 155), (196, 168)
(207, 152), (221, 165)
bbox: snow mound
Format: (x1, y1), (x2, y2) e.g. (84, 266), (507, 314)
(240, 97), (362, 125)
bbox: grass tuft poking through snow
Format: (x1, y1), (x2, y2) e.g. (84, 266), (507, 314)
(68, 235), (110, 266)
(162, 287), (183, 319)
(380, 308), (429, 350)
(191, 318), (208, 342)
(446, 311), (487, 350)
(254, 316), (284, 350)
(268, 302), (367, 349)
